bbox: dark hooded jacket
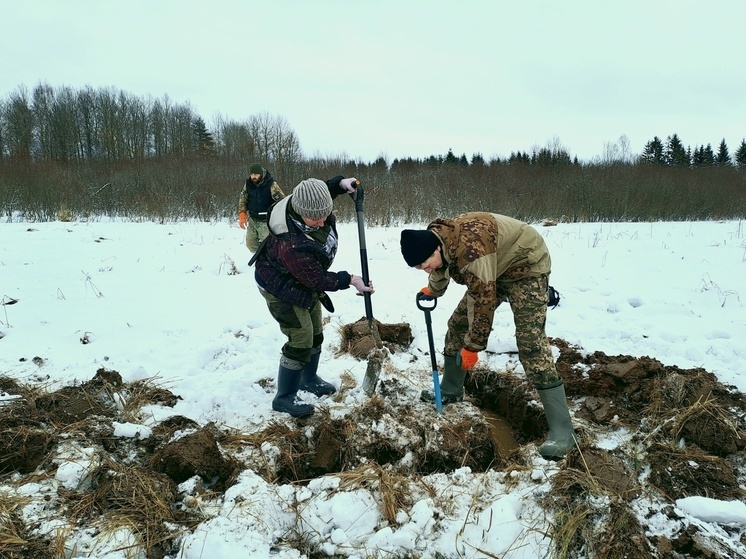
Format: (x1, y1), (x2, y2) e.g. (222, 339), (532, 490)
(253, 176), (353, 308)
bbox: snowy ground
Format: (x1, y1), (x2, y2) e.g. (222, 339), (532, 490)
(1, 217), (745, 558)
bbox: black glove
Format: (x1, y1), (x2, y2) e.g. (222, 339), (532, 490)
(326, 175), (347, 198)
(318, 292), (335, 312)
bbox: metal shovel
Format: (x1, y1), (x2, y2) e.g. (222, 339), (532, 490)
(348, 181), (383, 396)
(416, 292), (442, 413)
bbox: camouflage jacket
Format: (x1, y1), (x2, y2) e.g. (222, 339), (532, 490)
(427, 212), (551, 351)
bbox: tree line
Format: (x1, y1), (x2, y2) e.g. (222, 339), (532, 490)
(0, 83), (302, 168)
(1, 82), (744, 224)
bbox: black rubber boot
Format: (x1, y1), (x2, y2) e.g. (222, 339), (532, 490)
(299, 348), (337, 396)
(272, 356), (313, 418)
(420, 354), (466, 404)
(537, 380), (576, 459)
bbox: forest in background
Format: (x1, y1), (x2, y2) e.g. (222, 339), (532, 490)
(1, 83), (745, 224)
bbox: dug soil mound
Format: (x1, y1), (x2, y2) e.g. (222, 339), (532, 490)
(1, 334), (745, 558)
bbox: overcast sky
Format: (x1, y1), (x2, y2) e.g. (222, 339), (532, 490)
(3, 0), (745, 163)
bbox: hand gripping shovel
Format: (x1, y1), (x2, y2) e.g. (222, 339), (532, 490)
(416, 292), (443, 413)
(349, 180), (384, 396)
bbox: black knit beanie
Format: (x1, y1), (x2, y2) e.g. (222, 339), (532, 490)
(400, 229), (440, 267)
(249, 163), (263, 175)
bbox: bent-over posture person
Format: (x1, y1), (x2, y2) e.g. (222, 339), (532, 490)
(400, 212), (575, 459)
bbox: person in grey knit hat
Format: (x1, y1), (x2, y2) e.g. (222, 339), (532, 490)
(251, 176), (375, 418)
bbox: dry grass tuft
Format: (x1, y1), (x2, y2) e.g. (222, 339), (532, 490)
(63, 455), (180, 556)
(118, 376), (181, 422)
(225, 420), (311, 483)
(0, 492), (54, 558)
(335, 464), (414, 526)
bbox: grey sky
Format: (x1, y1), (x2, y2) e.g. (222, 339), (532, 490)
(3, 0), (745, 162)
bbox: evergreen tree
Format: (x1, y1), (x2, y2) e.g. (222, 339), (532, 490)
(508, 151), (530, 164)
(665, 134), (688, 167)
(735, 139), (746, 169)
(444, 148), (458, 164)
(640, 136), (665, 165)
(471, 153), (485, 166)
(192, 116), (215, 155)
(692, 145), (704, 167)
(715, 139), (732, 166)
(702, 143), (715, 166)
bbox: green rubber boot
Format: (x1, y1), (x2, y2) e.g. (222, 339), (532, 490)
(537, 380), (576, 459)
(420, 354), (466, 404)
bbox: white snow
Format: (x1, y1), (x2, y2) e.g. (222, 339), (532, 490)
(2, 217), (746, 558)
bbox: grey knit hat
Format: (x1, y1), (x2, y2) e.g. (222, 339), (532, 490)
(291, 179), (333, 220)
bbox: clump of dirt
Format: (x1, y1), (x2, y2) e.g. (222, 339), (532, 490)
(565, 447), (641, 500)
(151, 422), (240, 490)
(647, 442), (742, 501)
(339, 317), (412, 358)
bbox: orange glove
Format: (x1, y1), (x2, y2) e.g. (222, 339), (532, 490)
(459, 348), (479, 370)
(238, 211), (247, 229)
(419, 286), (433, 300)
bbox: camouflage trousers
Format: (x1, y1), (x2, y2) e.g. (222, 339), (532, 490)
(259, 289), (324, 364)
(246, 218), (270, 252)
(444, 274), (560, 387)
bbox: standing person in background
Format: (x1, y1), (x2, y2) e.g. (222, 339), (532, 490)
(238, 163), (285, 252)
(252, 176), (375, 418)
(399, 213), (576, 459)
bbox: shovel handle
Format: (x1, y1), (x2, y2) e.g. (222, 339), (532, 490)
(416, 292), (437, 311)
(417, 292), (442, 413)
(349, 179), (364, 210)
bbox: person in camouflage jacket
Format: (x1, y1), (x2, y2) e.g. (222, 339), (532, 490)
(238, 163), (285, 252)
(400, 212), (575, 459)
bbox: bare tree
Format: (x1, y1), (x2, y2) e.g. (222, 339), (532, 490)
(601, 134), (634, 165)
(77, 86), (98, 160)
(4, 85), (34, 161)
(151, 96), (169, 157)
(247, 111), (301, 167)
(0, 98), (5, 161)
(32, 83), (55, 160)
(50, 85), (81, 162)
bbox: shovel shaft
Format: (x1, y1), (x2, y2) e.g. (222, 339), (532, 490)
(356, 213), (373, 323)
(419, 294), (443, 413)
(351, 182), (374, 325)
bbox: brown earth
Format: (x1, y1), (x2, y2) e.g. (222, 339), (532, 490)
(1, 328), (746, 558)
